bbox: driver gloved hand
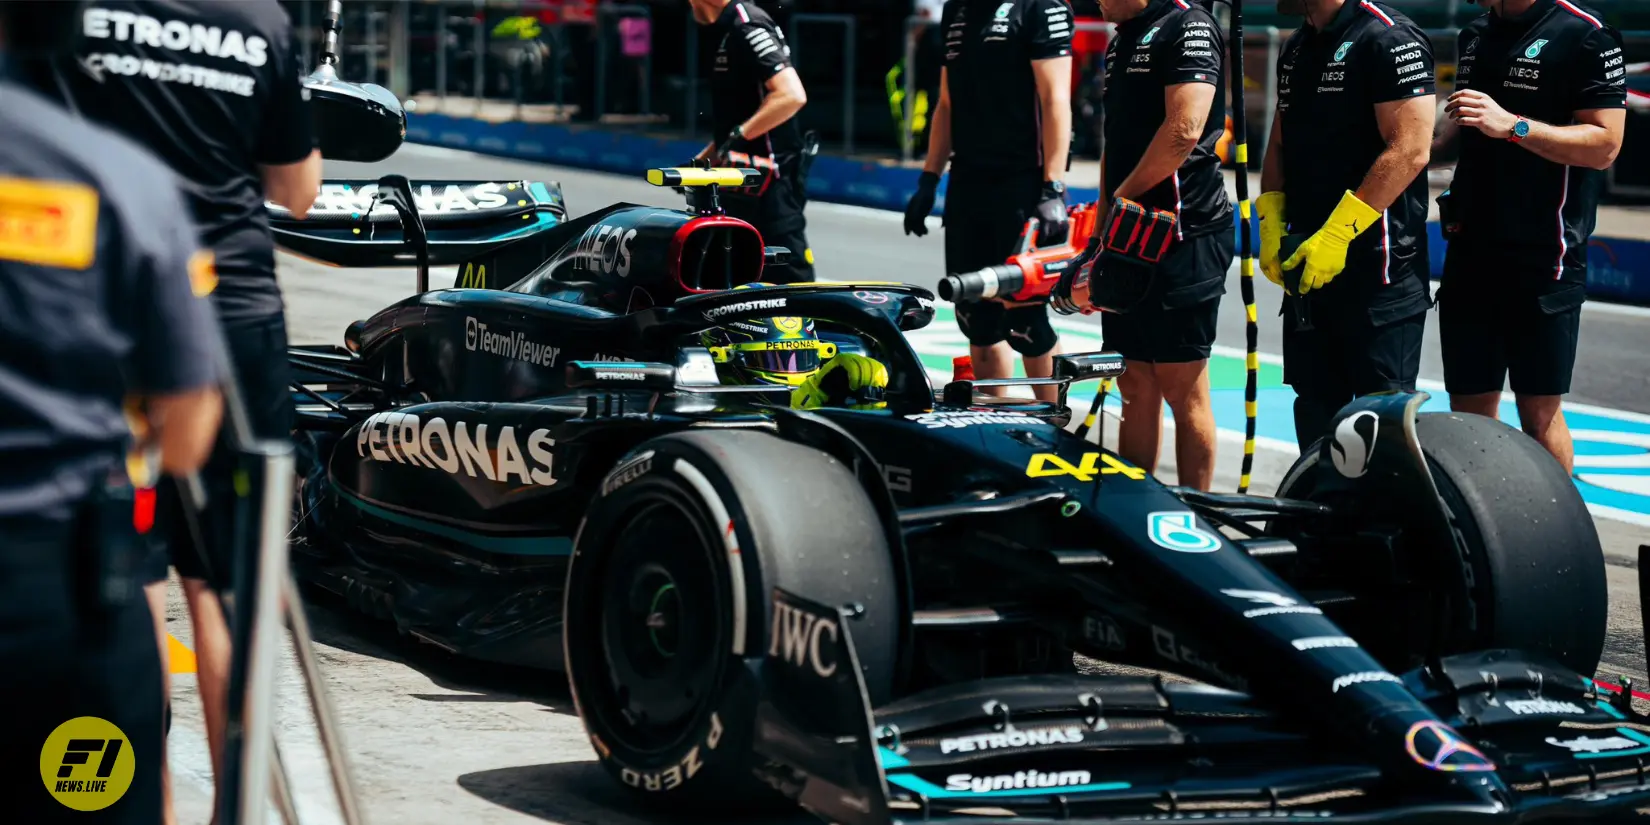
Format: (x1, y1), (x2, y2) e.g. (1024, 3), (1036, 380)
(904, 172), (940, 237)
(792, 353), (889, 410)
(1035, 182), (1070, 246)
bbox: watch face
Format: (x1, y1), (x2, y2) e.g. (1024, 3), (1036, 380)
(1514, 120), (1530, 137)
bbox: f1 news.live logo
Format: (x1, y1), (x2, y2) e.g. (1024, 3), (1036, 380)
(54, 736), (125, 793)
(40, 717), (136, 811)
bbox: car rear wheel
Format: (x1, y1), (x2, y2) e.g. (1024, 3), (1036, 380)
(564, 430), (898, 810)
(1276, 411), (1607, 676)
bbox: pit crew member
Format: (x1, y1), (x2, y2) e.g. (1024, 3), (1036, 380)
(690, 0), (816, 284)
(1432, 0), (1626, 473)
(702, 316), (889, 409)
(903, 0), (1075, 403)
(46, 1), (320, 819)
(1259, 0), (1436, 451)
(1090, 0), (1232, 491)
(0, 5), (224, 819)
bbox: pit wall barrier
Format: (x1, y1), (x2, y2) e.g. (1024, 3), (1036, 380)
(407, 112), (1650, 305)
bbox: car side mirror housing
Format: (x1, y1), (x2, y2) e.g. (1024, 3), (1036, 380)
(1053, 351), (1126, 384)
(306, 65), (406, 163)
(565, 361), (679, 393)
(764, 246), (791, 267)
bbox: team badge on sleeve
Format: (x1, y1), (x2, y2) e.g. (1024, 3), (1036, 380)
(0, 178), (99, 270)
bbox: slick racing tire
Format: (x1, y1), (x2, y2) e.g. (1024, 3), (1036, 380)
(1276, 412), (1606, 676)
(564, 430), (899, 810)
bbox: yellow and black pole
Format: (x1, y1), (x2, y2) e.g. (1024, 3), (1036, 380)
(1221, 0), (1260, 494)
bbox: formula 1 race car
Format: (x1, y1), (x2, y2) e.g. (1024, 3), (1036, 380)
(283, 80), (1650, 825)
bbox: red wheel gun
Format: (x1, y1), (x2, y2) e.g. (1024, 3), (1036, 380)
(937, 202), (1102, 303)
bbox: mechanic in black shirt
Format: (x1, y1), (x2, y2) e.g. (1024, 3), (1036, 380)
(904, 0), (1076, 403)
(691, 0), (815, 283)
(0, 8), (224, 820)
(46, 1), (320, 819)
(1086, 0), (1231, 491)
(1433, 0), (1626, 474)
(1258, 0), (1436, 451)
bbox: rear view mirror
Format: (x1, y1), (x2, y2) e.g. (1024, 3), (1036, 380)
(1053, 351), (1126, 383)
(306, 65), (406, 163)
(565, 361), (678, 393)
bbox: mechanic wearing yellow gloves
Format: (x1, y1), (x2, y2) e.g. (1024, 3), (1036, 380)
(1259, 0), (1437, 451)
(701, 312), (889, 410)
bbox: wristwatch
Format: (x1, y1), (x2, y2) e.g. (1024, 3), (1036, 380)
(1044, 180), (1067, 198)
(1509, 117), (1531, 143)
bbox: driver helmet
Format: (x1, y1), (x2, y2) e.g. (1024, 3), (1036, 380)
(700, 284), (837, 387)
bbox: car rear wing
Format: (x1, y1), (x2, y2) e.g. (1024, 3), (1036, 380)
(752, 586), (1650, 824)
(268, 175), (568, 274)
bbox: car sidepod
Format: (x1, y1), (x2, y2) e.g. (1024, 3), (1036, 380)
(302, 399), (595, 665)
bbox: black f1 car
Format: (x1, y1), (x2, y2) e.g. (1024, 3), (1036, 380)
(281, 83), (1649, 824)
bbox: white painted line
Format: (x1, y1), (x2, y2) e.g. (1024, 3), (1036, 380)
(1584, 300), (1650, 320)
(1587, 503), (1650, 530)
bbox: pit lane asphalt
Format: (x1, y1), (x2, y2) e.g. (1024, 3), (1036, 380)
(155, 144), (1650, 824)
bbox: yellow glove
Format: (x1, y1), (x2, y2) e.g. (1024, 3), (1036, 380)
(792, 353), (889, 410)
(1282, 191), (1381, 295)
(1256, 191), (1287, 287)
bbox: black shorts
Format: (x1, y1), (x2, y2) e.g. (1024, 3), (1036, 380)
(1439, 248), (1585, 397)
(943, 166), (1057, 357)
(1102, 297), (1220, 364)
(1100, 230), (1231, 363)
(1282, 300), (1426, 402)
(145, 314), (294, 587)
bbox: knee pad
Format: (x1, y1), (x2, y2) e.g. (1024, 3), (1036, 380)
(953, 300), (1008, 348)
(1004, 307), (1058, 357)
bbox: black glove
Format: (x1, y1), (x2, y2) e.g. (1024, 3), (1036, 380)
(904, 171), (940, 237)
(1036, 181), (1070, 246)
(713, 125), (745, 164)
(1051, 235), (1103, 316)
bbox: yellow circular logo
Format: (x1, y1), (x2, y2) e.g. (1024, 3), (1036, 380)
(773, 316), (804, 334)
(40, 717), (135, 811)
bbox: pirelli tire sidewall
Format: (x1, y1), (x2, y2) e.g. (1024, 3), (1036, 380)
(564, 429), (897, 808)
(1276, 412), (1607, 675)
